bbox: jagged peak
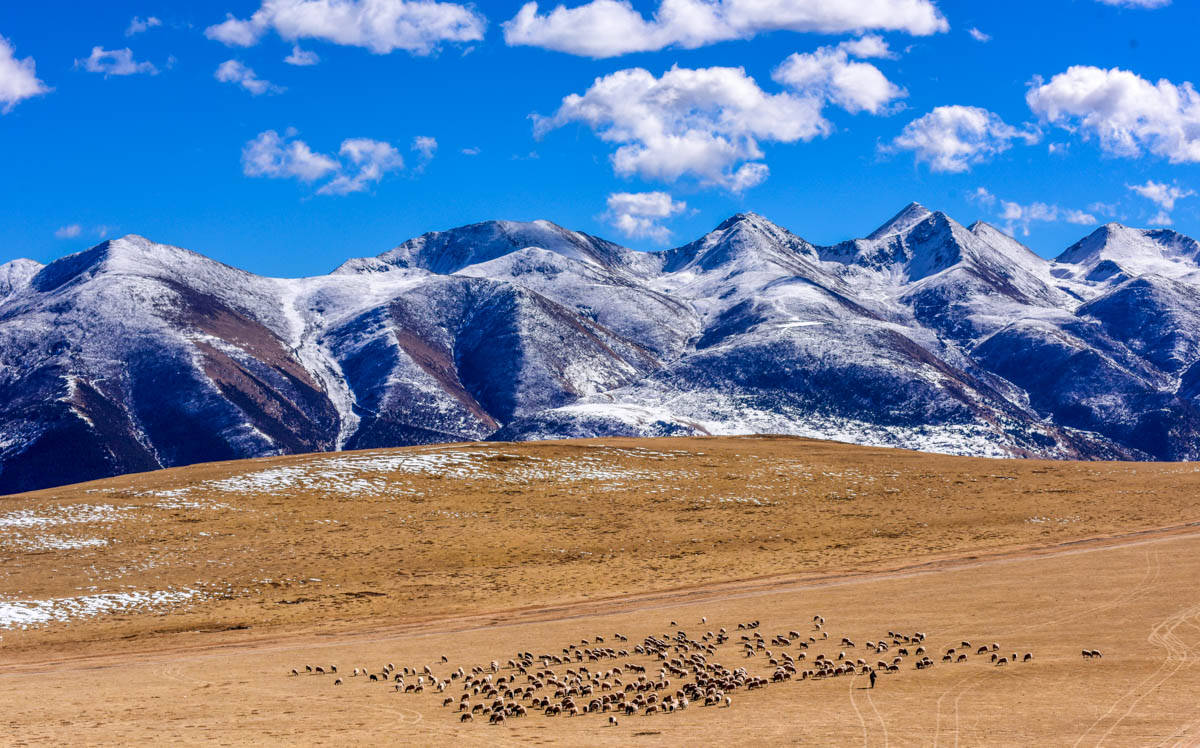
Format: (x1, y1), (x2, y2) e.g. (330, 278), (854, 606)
(712, 211), (771, 232)
(867, 202), (933, 240)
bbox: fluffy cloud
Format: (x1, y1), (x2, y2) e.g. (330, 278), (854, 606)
(605, 191), (686, 241)
(884, 105), (1039, 172)
(206, 0), (486, 55)
(243, 129), (407, 195)
(284, 45), (320, 65)
(77, 47), (158, 76)
(319, 138), (405, 194)
(772, 36), (905, 115)
(242, 129), (340, 181)
(535, 59), (899, 191)
(1127, 180), (1194, 224)
(967, 27), (990, 42)
(503, 0), (948, 58)
(0, 36), (50, 113)
(973, 188), (1096, 235)
(411, 135), (438, 160)
(1127, 180), (1195, 210)
(125, 16), (162, 36)
(215, 60), (283, 95)
(1094, 0), (1170, 7)
(54, 224), (82, 239)
(1027, 66), (1200, 163)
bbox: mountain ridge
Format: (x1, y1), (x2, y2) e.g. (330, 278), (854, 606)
(2, 204), (1198, 493)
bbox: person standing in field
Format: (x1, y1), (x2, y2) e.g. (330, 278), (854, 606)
(869, 669), (877, 688)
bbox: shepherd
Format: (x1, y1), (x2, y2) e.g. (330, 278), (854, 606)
(869, 669), (877, 689)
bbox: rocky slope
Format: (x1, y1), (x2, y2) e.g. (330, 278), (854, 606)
(2, 204), (1197, 492)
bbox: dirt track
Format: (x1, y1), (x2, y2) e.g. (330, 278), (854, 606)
(3, 436), (1200, 744)
(5, 524), (1200, 745)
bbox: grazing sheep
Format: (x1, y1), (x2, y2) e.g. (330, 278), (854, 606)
(724, 696), (732, 708)
(1023, 653), (1033, 662)
(290, 669), (299, 676)
(461, 713), (473, 722)
(334, 678), (343, 685)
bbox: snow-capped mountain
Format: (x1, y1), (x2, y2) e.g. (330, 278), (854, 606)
(3, 204), (1199, 493)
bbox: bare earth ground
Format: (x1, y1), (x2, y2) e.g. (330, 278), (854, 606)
(2, 436), (1200, 745)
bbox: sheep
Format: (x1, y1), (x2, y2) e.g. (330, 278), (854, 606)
(334, 678), (343, 685)
(1023, 653), (1033, 662)
(460, 713), (473, 723)
(290, 669), (299, 676)
(724, 696), (732, 708)
(609, 716), (619, 727)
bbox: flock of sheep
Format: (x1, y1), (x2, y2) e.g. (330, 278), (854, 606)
(287, 613), (1104, 727)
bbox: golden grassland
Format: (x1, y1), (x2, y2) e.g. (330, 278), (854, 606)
(2, 436), (1200, 744)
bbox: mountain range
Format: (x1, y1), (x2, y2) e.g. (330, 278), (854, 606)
(3, 203), (1199, 493)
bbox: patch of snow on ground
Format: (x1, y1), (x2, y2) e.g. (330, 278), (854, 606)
(0, 504), (133, 529)
(1, 535), (109, 552)
(0, 588), (202, 630)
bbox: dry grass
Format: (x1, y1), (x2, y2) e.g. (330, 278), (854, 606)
(2, 436), (1200, 744)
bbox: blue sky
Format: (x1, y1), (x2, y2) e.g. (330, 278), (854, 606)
(2, 0), (1199, 277)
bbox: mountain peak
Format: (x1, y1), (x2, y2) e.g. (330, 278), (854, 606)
(713, 211), (769, 231)
(867, 202), (933, 240)
(1055, 221), (1200, 280)
(336, 218), (638, 276)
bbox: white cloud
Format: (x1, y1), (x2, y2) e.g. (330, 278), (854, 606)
(967, 27), (990, 42)
(77, 47), (158, 76)
(242, 129), (340, 181)
(205, 0), (487, 55)
(1027, 66), (1200, 163)
(54, 224), (82, 239)
(412, 135), (438, 160)
(284, 45), (320, 65)
(772, 36), (905, 115)
(883, 105), (1039, 172)
(207, 15), (265, 47)
(242, 129), (407, 195)
(461, 146), (481, 155)
(605, 191), (687, 242)
(973, 189), (1096, 235)
(125, 16), (162, 36)
(1094, 0), (1170, 8)
(970, 186), (995, 207)
(535, 62), (876, 191)
(503, 0), (948, 58)
(1127, 180), (1194, 210)
(1127, 180), (1194, 225)
(215, 60), (283, 95)
(0, 36), (50, 113)
(318, 138), (405, 194)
